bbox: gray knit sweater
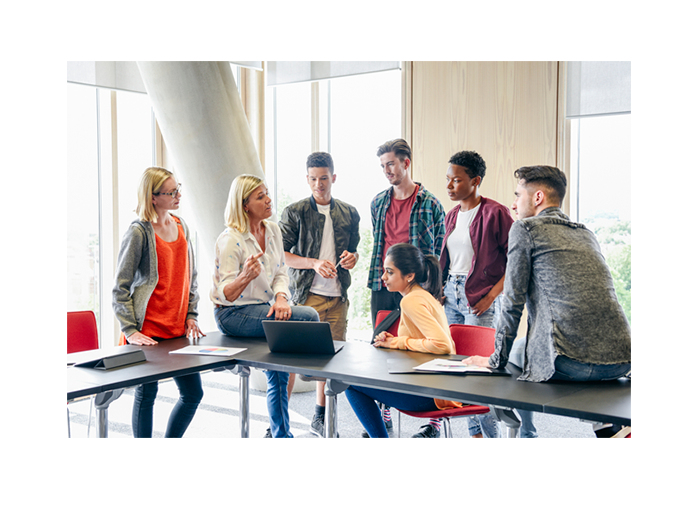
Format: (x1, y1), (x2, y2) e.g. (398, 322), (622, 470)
(112, 215), (199, 338)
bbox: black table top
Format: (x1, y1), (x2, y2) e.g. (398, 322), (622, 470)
(185, 332), (631, 425)
(67, 331), (630, 425)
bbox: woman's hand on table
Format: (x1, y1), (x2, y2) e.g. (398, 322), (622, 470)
(126, 331), (158, 346)
(373, 331), (394, 348)
(462, 355), (492, 368)
(268, 294), (292, 320)
(185, 319), (205, 340)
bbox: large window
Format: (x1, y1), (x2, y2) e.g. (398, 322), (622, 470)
(67, 83), (156, 346)
(67, 86), (101, 326)
(267, 69), (402, 340)
(570, 114), (631, 324)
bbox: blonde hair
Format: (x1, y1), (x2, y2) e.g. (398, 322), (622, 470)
(136, 166), (175, 222)
(225, 174), (266, 233)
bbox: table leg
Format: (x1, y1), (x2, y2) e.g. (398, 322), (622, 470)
(324, 379), (349, 438)
(493, 407), (521, 438)
(93, 389), (124, 438)
(228, 365), (251, 438)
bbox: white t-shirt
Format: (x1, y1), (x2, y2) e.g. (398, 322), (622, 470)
(310, 204), (342, 297)
(446, 203), (481, 275)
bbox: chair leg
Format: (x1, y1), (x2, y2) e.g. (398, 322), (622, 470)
(87, 396), (94, 438)
(67, 407), (71, 438)
(397, 411), (401, 438)
(443, 417), (452, 438)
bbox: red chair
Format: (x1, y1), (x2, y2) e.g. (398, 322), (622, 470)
(395, 324), (496, 438)
(68, 311), (99, 353)
(375, 309), (400, 337)
(67, 311), (100, 437)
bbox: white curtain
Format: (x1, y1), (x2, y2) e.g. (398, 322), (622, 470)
(67, 61), (263, 93)
(566, 61), (631, 118)
(266, 61), (400, 86)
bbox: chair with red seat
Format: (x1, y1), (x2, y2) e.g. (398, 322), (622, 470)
(68, 310), (99, 353)
(395, 324), (496, 438)
(67, 311), (100, 437)
(375, 309), (400, 337)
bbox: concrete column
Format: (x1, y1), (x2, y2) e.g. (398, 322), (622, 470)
(136, 61), (263, 333)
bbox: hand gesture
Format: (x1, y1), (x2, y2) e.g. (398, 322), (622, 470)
(313, 259), (337, 279)
(240, 252), (264, 283)
(337, 250), (357, 270)
(373, 331), (394, 348)
(267, 294), (292, 321)
(462, 355), (492, 368)
(185, 319), (205, 340)
(126, 331), (158, 346)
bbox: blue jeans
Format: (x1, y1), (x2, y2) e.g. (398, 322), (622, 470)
(345, 386), (439, 438)
(132, 373), (203, 438)
(509, 338), (631, 438)
(443, 275), (498, 328)
(214, 303), (319, 438)
(443, 275), (500, 437)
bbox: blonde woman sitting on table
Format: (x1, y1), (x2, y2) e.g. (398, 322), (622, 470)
(345, 243), (465, 438)
(113, 167), (205, 438)
(211, 174), (319, 438)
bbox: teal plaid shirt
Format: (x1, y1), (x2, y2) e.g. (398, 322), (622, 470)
(367, 183), (446, 291)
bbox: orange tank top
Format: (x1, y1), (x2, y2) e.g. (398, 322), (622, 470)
(133, 218), (190, 341)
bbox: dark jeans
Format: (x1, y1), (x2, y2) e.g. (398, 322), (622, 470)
(132, 373), (203, 438)
(345, 385), (439, 438)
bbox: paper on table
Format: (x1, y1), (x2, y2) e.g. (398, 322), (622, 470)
(169, 345), (247, 357)
(413, 358), (492, 373)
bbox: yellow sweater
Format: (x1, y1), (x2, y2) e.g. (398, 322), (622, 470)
(388, 287), (462, 410)
(389, 287), (455, 354)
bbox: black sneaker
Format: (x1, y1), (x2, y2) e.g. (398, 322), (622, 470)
(411, 424), (441, 438)
(264, 427), (272, 438)
(310, 413), (325, 437)
(594, 424), (623, 438)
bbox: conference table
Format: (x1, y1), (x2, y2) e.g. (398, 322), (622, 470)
(67, 331), (631, 438)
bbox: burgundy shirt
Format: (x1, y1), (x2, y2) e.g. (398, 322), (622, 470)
(439, 197), (514, 307)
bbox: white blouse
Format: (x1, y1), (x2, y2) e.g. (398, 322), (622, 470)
(210, 221), (290, 307)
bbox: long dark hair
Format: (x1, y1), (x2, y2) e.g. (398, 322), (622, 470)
(385, 243), (442, 301)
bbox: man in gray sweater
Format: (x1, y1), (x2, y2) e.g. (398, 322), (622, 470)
(465, 165), (631, 437)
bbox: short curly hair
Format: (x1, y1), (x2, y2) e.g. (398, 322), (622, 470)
(448, 151), (486, 181)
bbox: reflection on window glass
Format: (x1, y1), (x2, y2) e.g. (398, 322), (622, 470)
(271, 81), (312, 215)
(329, 70), (401, 334)
(67, 84), (101, 326)
(268, 70), (401, 340)
(572, 114), (631, 324)
(116, 91), (154, 240)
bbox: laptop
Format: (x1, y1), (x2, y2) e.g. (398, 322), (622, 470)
(262, 320), (344, 355)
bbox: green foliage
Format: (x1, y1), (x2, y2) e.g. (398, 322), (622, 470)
(586, 217), (632, 326)
(347, 226), (374, 331)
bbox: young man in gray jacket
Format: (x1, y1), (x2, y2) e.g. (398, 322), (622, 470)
(278, 152), (361, 437)
(465, 165), (631, 437)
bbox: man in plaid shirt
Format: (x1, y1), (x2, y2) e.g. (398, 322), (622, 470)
(368, 139), (446, 326)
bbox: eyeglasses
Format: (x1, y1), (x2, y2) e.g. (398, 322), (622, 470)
(153, 183), (182, 197)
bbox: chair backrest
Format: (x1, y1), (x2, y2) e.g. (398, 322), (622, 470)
(449, 324), (495, 357)
(376, 310), (400, 336)
(67, 311), (99, 354)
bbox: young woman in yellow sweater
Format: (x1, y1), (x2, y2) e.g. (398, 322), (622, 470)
(345, 243), (462, 437)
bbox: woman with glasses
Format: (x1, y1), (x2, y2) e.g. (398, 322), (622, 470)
(113, 167), (204, 438)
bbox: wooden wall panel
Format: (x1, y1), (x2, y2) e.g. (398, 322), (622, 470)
(410, 61), (560, 213)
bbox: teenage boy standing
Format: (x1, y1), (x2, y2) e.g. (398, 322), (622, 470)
(279, 152), (360, 437)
